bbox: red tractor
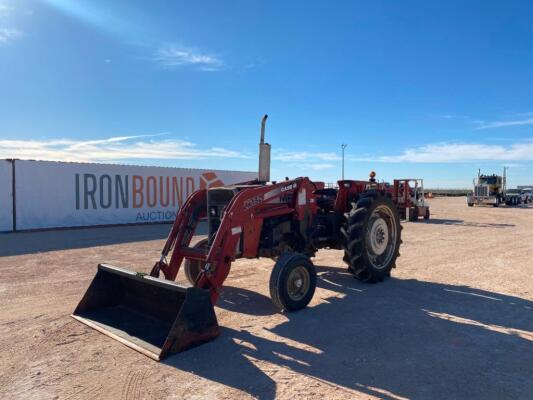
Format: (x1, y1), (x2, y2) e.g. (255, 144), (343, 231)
(73, 115), (403, 360)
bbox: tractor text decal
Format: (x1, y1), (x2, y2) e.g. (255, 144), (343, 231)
(281, 183), (296, 192)
(244, 195), (263, 210)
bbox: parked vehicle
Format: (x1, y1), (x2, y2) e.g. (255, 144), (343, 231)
(392, 178), (430, 221)
(521, 188), (532, 203)
(506, 189), (524, 205)
(467, 168), (522, 207)
(72, 115), (404, 360)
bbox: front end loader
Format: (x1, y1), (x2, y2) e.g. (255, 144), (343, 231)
(72, 115), (402, 360)
(72, 265), (218, 360)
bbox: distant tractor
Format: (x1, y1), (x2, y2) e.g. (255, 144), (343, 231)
(392, 179), (430, 221)
(467, 168), (521, 207)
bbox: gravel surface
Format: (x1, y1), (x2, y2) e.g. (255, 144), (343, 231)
(0, 197), (532, 399)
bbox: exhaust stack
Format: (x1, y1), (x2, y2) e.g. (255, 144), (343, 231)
(258, 114), (271, 182)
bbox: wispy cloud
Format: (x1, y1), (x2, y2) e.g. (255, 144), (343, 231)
(0, 135), (250, 162)
(286, 163), (335, 171)
(42, 1), (226, 72)
(440, 114), (471, 120)
(435, 113), (485, 125)
(475, 117), (533, 130)
(503, 163), (523, 168)
(355, 141), (533, 163)
(0, 3), (12, 14)
(0, 27), (21, 45)
(42, 0), (131, 37)
(154, 44), (224, 71)
(273, 150), (341, 162)
(0, 1), (23, 46)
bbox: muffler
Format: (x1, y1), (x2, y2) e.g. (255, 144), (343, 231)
(72, 264), (219, 360)
(258, 114), (271, 182)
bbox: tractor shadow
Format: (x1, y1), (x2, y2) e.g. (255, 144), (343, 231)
(0, 224), (169, 256)
(165, 266), (533, 399)
(218, 286), (279, 316)
(0, 223), (208, 256)
(422, 218), (515, 228)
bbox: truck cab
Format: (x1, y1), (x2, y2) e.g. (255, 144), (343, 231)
(467, 173), (504, 207)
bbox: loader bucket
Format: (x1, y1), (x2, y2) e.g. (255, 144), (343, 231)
(72, 264), (219, 360)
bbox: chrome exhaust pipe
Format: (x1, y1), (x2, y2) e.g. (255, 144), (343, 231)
(258, 114), (271, 182)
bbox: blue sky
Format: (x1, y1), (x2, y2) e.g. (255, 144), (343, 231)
(1, 0), (532, 187)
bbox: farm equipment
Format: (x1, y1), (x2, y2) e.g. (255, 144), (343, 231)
(467, 168), (522, 207)
(72, 115), (402, 360)
(392, 179), (430, 221)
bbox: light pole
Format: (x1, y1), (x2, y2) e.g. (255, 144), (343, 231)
(341, 144), (348, 180)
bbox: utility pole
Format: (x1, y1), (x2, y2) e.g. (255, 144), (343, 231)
(341, 144), (348, 180)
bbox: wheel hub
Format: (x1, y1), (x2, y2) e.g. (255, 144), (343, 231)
(369, 217), (389, 255)
(287, 266), (310, 301)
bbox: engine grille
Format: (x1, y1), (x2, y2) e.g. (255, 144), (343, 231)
(474, 185), (489, 197)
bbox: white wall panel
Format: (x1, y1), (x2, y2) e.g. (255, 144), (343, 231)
(15, 160), (256, 230)
(0, 160), (13, 231)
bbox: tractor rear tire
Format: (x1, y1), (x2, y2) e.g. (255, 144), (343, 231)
(269, 253), (317, 312)
(183, 238), (208, 285)
(342, 191), (402, 283)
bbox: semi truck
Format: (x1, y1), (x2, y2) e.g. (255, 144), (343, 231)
(467, 168), (522, 207)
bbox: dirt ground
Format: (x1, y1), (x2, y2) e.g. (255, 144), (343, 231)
(0, 197), (532, 400)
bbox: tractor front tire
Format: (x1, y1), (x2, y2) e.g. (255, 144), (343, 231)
(183, 238), (208, 285)
(424, 208), (430, 220)
(269, 253), (317, 312)
(342, 191), (402, 283)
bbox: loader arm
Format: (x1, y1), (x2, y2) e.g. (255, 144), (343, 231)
(152, 188), (207, 280)
(197, 186), (295, 302)
(156, 178), (316, 304)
